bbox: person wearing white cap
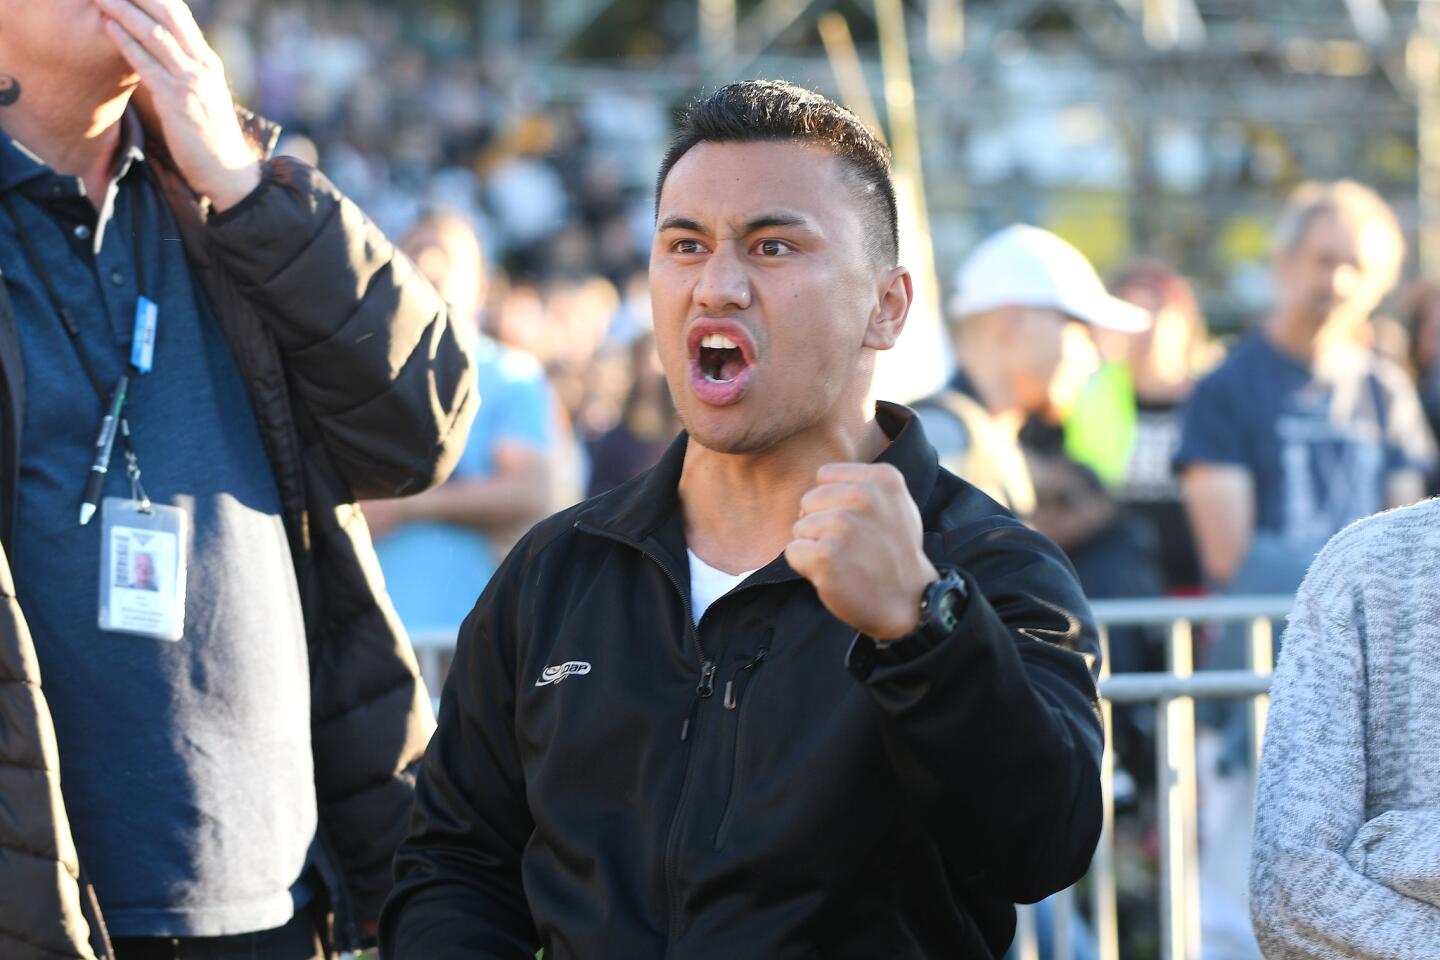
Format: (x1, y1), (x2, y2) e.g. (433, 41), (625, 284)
(913, 224), (1148, 518)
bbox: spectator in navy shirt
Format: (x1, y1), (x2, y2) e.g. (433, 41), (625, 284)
(1176, 180), (1435, 594)
(0, 2), (475, 959)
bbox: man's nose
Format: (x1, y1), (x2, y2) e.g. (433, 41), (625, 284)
(693, 246), (752, 313)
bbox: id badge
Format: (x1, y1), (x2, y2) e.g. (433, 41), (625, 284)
(98, 497), (187, 641)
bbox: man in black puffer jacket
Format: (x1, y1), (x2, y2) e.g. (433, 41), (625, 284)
(382, 80), (1101, 959)
(0, 2), (475, 958)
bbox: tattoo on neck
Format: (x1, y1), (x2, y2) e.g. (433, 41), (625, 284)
(0, 76), (19, 107)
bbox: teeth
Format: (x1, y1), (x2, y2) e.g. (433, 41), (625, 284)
(700, 333), (739, 350)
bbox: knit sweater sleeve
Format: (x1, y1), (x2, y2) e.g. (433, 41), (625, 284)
(1249, 522), (1440, 958)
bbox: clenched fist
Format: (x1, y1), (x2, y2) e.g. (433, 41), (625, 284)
(784, 462), (940, 640)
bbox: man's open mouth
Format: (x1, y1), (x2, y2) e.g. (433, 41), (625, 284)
(697, 333), (748, 383)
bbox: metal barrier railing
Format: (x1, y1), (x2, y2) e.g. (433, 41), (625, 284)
(1012, 594), (1292, 960)
(408, 593), (1295, 960)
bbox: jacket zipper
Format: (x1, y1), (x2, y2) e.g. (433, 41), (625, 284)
(714, 644), (769, 850)
(571, 522), (714, 956)
(570, 522), (798, 953)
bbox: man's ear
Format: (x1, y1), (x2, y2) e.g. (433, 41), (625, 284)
(863, 267), (912, 351)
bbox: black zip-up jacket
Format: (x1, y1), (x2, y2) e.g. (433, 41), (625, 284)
(380, 403), (1104, 959)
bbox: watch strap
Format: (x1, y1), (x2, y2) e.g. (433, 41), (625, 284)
(846, 566), (969, 682)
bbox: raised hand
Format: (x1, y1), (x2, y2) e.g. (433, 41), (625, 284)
(95, 0), (261, 211)
(784, 462), (939, 641)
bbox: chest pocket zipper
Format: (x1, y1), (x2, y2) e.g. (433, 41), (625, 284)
(714, 644), (769, 849)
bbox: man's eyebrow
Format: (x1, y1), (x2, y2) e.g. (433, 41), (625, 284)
(741, 213), (814, 234)
(657, 215), (706, 233)
(656, 213), (820, 235)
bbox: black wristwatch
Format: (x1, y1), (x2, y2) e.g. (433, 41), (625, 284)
(904, 567), (969, 646)
(847, 567), (969, 681)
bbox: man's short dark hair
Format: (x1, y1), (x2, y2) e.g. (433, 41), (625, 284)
(655, 80), (899, 267)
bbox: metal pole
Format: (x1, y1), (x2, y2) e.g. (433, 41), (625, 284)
(1053, 886), (1075, 960)
(1092, 626), (1120, 960)
(1089, 595), (1292, 628)
(818, 13), (884, 136)
(1103, 670), (1273, 703)
(1156, 618), (1200, 960)
(1246, 616), (1274, 769)
(1014, 904), (1040, 960)
(872, 0), (950, 404)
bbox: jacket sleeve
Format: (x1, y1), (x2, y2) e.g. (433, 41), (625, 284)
(205, 156), (478, 500)
(378, 552), (539, 959)
(850, 520), (1103, 904)
(1249, 533), (1440, 958)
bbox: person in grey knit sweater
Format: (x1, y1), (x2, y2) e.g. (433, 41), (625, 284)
(1250, 497), (1440, 957)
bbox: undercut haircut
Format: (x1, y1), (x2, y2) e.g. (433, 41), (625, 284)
(655, 80), (900, 267)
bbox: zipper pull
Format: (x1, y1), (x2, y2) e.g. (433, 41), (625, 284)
(724, 648), (769, 711)
(680, 699), (697, 742)
(681, 660), (719, 741)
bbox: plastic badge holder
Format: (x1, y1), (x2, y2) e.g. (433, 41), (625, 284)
(98, 496), (187, 642)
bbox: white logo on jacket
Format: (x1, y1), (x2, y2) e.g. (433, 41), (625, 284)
(536, 661), (592, 686)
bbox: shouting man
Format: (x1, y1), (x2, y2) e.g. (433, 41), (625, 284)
(381, 81), (1102, 959)
(0, 1), (475, 958)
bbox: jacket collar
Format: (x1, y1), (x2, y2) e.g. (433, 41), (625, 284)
(574, 400), (942, 557)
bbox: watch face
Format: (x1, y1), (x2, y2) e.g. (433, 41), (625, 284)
(920, 576), (965, 639)
(935, 586), (962, 633)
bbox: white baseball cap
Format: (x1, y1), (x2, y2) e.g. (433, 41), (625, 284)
(948, 224), (1151, 333)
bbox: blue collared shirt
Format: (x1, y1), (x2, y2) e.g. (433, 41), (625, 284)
(0, 112), (316, 937)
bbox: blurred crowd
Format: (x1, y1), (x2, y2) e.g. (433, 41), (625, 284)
(189, 6), (1440, 956)
(195, 0), (680, 551)
(189, 3), (1440, 628)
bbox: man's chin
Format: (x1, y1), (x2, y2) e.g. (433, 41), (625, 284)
(682, 414), (777, 457)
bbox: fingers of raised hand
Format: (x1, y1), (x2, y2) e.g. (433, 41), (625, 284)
(101, 14), (166, 81)
(782, 536), (832, 582)
(798, 482), (870, 519)
(815, 461), (905, 490)
(98, 0), (192, 74)
(790, 509), (851, 543)
(117, 0), (211, 62)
